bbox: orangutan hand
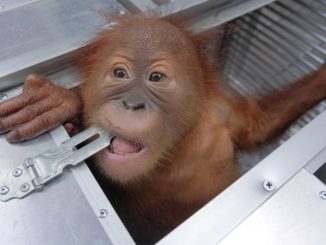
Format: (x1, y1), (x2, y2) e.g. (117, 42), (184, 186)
(0, 74), (83, 142)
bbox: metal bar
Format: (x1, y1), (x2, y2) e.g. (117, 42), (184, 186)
(0, 47), (83, 91)
(226, 45), (279, 89)
(224, 75), (253, 95)
(236, 26), (317, 76)
(0, 127), (113, 202)
(261, 8), (324, 47)
(226, 58), (275, 91)
(218, 169), (326, 245)
(184, 0), (276, 32)
(297, 0), (326, 17)
(0, 0), (125, 91)
(116, 0), (157, 13)
(228, 31), (326, 127)
(159, 110), (326, 244)
(227, 40), (284, 84)
(0, 0), (41, 12)
(225, 61), (271, 94)
(158, 0), (236, 18)
(287, 0), (326, 25)
(226, 53), (285, 94)
(243, 15), (323, 65)
(251, 11), (326, 57)
(232, 30), (299, 82)
(233, 32), (282, 76)
(305, 146), (326, 174)
(238, 17), (321, 70)
(267, 4), (326, 41)
(49, 126), (136, 245)
(252, 14), (325, 63)
(225, 59), (320, 131)
(224, 58), (267, 88)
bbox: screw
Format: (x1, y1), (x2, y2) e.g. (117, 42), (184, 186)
(262, 180), (275, 192)
(0, 186), (9, 195)
(98, 209), (108, 218)
(20, 183), (30, 192)
(0, 93), (8, 101)
(12, 168), (22, 177)
(320, 191), (326, 200)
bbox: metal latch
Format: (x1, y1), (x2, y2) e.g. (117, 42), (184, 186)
(0, 127), (113, 202)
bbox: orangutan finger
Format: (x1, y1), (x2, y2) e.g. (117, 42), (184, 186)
(23, 74), (48, 91)
(6, 107), (72, 142)
(0, 99), (60, 133)
(0, 89), (48, 117)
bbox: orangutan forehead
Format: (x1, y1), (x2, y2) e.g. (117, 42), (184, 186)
(111, 17), (194, 55)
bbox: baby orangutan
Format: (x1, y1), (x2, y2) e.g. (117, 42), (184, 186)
(0, 15), (325, 244)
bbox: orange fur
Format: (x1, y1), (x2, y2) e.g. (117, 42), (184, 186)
(80, 15), (326, 244)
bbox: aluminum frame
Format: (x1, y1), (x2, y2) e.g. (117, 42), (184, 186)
(1, 0), (325, 244)
(159, 110), (326, 244)
(0, 0), (125, 90)
(0, 72), (135, 245)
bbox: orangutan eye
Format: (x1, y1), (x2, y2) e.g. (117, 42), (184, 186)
(114, 68), (129, 79)
(149, 72), (166, 82)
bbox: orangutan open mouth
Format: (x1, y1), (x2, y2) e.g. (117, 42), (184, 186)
(108, 136), (144, 156)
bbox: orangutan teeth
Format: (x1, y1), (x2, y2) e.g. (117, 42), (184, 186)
(108, 146), (135, 155)
(113, 150), (130, 155)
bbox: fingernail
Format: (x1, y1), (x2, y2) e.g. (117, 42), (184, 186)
(6, 131), (18, 143)
(26, 74), (38, 80)
(0, 120), (8, 134)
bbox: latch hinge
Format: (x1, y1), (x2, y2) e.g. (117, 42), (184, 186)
(0, 127), (113, 202)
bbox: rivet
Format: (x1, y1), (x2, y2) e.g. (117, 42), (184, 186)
(319, 191), (326, 200)
(12, 168), (22, 177)
(262, 180), (275, 192)
(20, 183), (30, 192)
(0, 186), (9, 195)
(98, 209), (108, 218)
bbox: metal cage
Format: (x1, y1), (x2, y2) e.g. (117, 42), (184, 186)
(0, 1), (325, 244)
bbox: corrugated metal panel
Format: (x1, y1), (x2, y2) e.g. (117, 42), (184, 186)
(223, 0), (326, 142)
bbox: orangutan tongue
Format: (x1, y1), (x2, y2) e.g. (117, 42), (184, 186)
(110, 137), (141, 154)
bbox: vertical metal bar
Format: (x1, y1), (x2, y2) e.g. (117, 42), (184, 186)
(117, 0), (157, 12)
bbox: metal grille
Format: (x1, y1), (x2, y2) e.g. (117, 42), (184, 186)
(223, 0), (326, 143)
